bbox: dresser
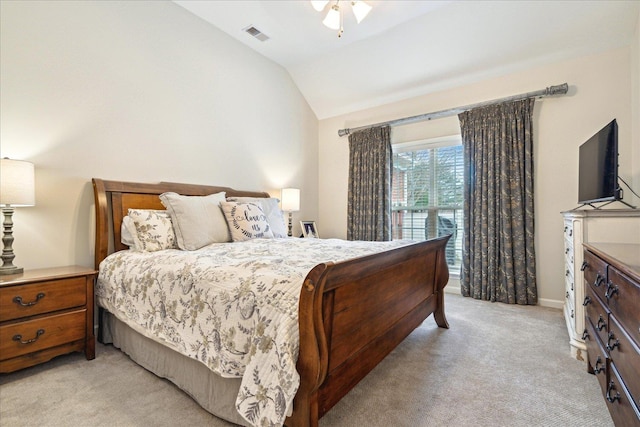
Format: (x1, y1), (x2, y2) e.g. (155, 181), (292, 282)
(582, 243), (640, 425)
(0, 266), (96, 373)
(561, 210), (640, 362)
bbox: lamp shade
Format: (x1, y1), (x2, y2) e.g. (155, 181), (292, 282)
(0, 158), (35, 207)
(351, 1), (372, 23)
(311, 0), (329, 12)
(281, 188), (300, 212)
(322, 4), (341, 30)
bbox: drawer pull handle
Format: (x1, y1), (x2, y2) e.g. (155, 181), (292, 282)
(582, 296), (591, 306)
(606, 381), (620, 403)
(606, 332), (620, 352)
(12, 329), (45, 345)
(582, 329), (589, 340)
(596, 315), (606, 331)
(594, 356), (604, 374)
(580, 261), (588, 272)
(605, 282), (618, 301)
(594, 274), (604, 287)
(13, 292), (45, 307)
(565, 248), (570, 254)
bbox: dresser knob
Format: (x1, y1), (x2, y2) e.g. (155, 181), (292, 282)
(582, 329), (589, 340)
(607, 332), (620, 352)
(582, 296), (591, 306)
(580, 261), (588, 272)
(605, 282), (619, 301)
(594, 274), (604, 287)
(594, 356), (604, 374)
(597, 315), (606, 331)
(12, 329), (45, 345)
(13, 292), (46, 307)
(606, 381), (621, 403)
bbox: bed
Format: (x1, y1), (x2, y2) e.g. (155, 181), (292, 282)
(92, 178), (450, 427)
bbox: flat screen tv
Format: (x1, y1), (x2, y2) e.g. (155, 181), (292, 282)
(578, 119), (619, 205)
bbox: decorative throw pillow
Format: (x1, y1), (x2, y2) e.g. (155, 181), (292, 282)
(160, 192), (230, 250)
(220, 202), (274, 242)
(125, 209), (177, 252)
(226, 197), (288, 238)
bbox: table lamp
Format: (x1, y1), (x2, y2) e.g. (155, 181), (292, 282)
(281, 188), (300, 237)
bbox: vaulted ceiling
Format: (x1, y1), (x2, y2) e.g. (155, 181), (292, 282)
(174, 1), (640, 119)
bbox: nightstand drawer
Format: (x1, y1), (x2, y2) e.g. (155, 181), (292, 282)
(0, 277), (86, 321)
(0, 309), (86, 361)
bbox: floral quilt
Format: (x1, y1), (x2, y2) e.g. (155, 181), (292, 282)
(96, 237), (411, 427)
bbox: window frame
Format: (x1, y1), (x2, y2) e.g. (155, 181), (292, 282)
(392, 134), (463, 274)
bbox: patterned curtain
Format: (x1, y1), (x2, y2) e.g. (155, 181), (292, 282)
(458, 99), (538, 304)
(347, 125), (392, 241)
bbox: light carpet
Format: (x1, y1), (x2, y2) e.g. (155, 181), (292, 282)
(0, 294), (612, 426)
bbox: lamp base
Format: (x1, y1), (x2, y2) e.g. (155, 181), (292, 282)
(0, 266), (23, 276)
(1, 206), (23, 276)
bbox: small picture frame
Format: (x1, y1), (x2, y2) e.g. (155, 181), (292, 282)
(300, 221), (319, 238)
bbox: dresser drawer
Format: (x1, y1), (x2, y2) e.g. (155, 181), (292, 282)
(607, 266), (640, 349)
(584, 319), (608, 394)
(584, 250), (608, 303)
(606, 364), (640, 426)
(0, 277), (87, 321)
(584, 286), (609, 345)
(608, 315), (640, 409)
(0, 309), (86, 361)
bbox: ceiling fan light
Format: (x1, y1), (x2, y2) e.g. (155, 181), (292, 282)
(351, 1), (372, 23)
(311, 0), (329, 12)
(322, 5), (341, 30)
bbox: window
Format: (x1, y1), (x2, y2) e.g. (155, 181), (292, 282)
(392, 135), (464, 273)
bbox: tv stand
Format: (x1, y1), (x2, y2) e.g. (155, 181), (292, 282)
(572, 199), (637, 210)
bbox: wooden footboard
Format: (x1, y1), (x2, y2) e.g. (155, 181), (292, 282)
(289, 235), (450, 427)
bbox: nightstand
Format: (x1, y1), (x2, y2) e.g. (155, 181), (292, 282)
(0, 266), (96, 373)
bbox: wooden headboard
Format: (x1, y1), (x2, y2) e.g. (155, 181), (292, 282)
(92, 178), (270, 269)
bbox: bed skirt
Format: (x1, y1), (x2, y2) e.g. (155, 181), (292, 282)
(100, 310), (250, 426)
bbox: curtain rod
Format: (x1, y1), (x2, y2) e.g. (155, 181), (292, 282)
(338, 82), (569, 137)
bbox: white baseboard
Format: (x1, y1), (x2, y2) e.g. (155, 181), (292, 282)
(444, 277), (563, 309)
(537, 298), (564, 309)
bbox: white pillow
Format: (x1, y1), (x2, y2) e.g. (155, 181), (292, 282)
(220, 201), (274, 242)
(121, 216), (137, 247)
(160, 192), (229, 250)
(226, 197), (287, 238)
(124, 209), (177, 252)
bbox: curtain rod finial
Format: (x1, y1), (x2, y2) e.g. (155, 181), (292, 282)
(338, 128), (350, 137)
(547, 83), (568, 95)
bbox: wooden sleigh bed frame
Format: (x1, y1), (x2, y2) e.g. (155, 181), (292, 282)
(92, 178), (450, 427)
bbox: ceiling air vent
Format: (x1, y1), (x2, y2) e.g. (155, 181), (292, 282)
(243, 26), (269, 42)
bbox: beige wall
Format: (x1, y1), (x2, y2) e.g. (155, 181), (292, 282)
(0, 1), (319, 270)
(319, 47), (638, 307)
